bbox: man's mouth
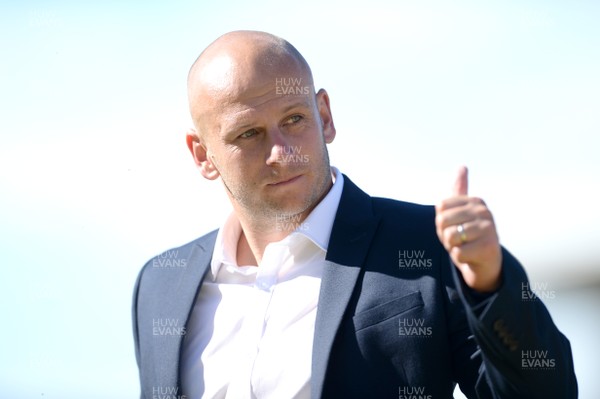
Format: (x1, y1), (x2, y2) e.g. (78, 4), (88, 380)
(267, 175), (302, 186)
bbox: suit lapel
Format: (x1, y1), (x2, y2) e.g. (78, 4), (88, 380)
(311, 176), (381, 399)
(175, 235), (216, 385)
(153, 232), (217, 389)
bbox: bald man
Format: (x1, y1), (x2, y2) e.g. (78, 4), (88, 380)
(132, 31), (577, 399)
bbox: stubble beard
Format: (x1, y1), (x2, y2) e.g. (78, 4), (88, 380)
(220, 148), (332, 227)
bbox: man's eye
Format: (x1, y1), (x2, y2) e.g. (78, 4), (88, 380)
(239, 129), (258, 139)
(285, 115), (303, 124)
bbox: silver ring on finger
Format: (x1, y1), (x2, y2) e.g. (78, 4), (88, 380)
(457, 224), (467, 244)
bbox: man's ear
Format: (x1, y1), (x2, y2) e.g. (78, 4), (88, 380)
(316, 89), (336, 144)
(186, 128), (220, 180)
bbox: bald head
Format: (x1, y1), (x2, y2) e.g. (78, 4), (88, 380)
(187, 31), (315, 135)
(184, 30), (337, 225)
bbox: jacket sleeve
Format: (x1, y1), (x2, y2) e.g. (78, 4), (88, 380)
(450, 247), (577, 398)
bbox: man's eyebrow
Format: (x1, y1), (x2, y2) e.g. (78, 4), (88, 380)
(222, 100), (312, 137)
(230, 122), (253, 133)
(281, 101), (311, 114)
(220, 125), (252, 141)
(222, 115), (255, 135)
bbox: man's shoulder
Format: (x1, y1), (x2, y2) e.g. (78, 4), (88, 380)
(337, 175), (438, 240)
(137, 229), (218, 279)
(371, 196), (435, 215)
(340, 174), (435, 220)
(152, 229), (218, 260)
(368, 195), (437, 228)
(368, 197), (437, 239)
(173, 229), (219, 254)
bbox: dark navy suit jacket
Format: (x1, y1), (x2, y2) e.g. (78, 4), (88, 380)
(132, 175), (577, 398)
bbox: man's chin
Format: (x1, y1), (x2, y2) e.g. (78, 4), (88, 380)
(246, 196), (311, 220)
(262, 181), (329, 219)
(265, 202), (311, 218)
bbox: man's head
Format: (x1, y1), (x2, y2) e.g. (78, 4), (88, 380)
(186, 30), (336, 223)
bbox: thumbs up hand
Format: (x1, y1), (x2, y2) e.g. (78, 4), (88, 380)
(435, 167), (502, 293)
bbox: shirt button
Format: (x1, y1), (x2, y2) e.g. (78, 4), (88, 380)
(256, 280), (271, 291)
(256, 276), (276, 291)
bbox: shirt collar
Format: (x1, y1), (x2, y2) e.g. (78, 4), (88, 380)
(294, 167), (343, 251)
(209, 167), (344, 280)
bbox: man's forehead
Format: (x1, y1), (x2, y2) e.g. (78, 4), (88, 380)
(203, 92), (315, 132)
(191, 54), (309, 98)
(193, 55), (236, 93)
(190, 62), (313, 127)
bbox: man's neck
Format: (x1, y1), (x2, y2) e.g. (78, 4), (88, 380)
(233, 185), (334, 266)
(234, 209), (310, 266)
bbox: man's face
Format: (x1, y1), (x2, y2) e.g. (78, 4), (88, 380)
(189, 61), (336, 222)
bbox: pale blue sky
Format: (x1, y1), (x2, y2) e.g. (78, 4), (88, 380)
(1, 1), (598, 397)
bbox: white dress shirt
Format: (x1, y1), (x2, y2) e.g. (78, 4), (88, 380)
(180, 168), (344, 399)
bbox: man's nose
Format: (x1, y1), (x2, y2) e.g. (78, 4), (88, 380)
(265, 127), (290, 165)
